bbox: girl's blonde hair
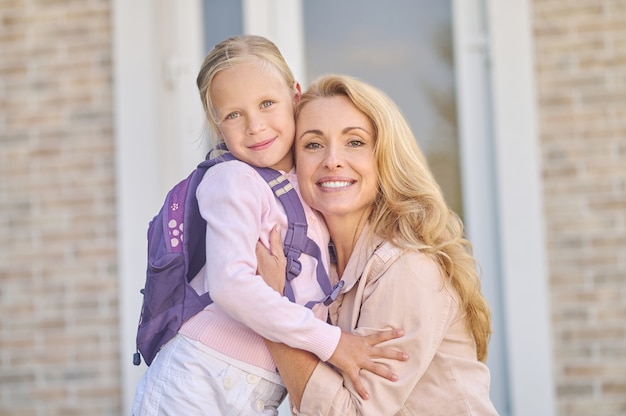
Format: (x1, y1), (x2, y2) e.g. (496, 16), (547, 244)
(197, 35), (296, 143)
(296, 75), (492, 362)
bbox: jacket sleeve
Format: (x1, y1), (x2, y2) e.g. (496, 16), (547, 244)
(298, 250), (458, 415)
(198, 162), (340, 361)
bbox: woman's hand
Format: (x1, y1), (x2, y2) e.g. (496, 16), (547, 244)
(255, 225), (286, 294)
(328, 330), (409, 400)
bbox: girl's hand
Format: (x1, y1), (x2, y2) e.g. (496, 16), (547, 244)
(255, 225), (286, 294)
(328, 330), (409, 400)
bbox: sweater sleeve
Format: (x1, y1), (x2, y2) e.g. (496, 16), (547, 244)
(298, 250), (457, 415)
(197, 161), (340, 361)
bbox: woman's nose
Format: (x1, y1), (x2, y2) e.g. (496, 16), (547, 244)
(323, 147), (343, 169)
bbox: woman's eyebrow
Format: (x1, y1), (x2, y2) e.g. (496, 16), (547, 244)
(298, 129), (323, 140)
(342, 126), (370, 135)
(298, 126), (372, 140)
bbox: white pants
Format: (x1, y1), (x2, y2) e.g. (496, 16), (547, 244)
(132, 334), (287, 416)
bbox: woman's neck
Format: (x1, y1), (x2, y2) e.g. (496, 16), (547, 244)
(325, 214), (368, 278)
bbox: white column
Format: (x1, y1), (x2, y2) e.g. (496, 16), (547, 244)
(242, 0), (306, 83)
(454, 0), (556, 414)
(154, 0), (208, 191)
(112, 1), (159, 412)
(453, 0), (510, 412)
(112, 0), (205, 413)
(487, 0), (556, 414)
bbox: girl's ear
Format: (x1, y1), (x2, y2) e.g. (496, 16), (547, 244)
(293, 81), (302, 104)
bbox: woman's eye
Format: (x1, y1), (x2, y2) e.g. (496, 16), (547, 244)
(348, 139), (365, 147)
(304, 142), (321, 150)
(261, 100), (274, 109)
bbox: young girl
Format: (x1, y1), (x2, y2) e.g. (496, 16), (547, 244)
(132, 36), (404, 416)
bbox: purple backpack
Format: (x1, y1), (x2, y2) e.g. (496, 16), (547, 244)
(133, 149), (342, 366)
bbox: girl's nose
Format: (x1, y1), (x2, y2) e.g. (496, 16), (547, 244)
(245, 114), (265, 135)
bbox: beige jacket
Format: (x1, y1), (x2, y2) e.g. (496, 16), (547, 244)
(296, 231), (499, 415)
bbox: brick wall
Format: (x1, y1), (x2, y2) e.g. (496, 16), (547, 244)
(533, 1), (626, 415)
(0, 1), (120, 415)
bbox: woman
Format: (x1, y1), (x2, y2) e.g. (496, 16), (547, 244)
(257, 75), (499, 415)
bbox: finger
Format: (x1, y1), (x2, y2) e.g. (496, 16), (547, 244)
(348, 370), (370, 400)
(255, 240), (268, 258)
(362, 361), (399, 382)
(367, 328), (405, 345)
(374, 347), (409, 361)
(269, 225), (282, 256)
(372, 345), (409, 361)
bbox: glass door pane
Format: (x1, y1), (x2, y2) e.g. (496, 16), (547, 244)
(302, 0), (461, 215)
(202, 0), (243, 53)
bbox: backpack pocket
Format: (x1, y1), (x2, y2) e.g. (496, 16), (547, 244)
(137, 252), (186, 365)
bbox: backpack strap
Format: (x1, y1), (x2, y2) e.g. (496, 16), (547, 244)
(254, 167), (341, 307)
(203, 147), (341, 307)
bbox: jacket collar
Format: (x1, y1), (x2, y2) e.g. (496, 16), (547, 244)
(333, 223), (384, 293)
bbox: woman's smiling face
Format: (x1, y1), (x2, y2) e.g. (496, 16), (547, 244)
(295, 95), (378, 222)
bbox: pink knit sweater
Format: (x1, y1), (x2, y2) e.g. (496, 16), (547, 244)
(180, 160), (340, 373)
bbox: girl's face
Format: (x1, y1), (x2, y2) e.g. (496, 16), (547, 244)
(295, 95), (378, 223)
(210, 62), (300, 171)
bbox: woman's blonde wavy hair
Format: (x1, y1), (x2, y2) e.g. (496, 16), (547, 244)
(296, 75), (492, 362)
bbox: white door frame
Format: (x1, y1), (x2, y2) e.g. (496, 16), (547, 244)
(486, 1), (556, 414)
(112, 0), (205, 412)
(113, 1), (556, 414)
(454, 0), (555, 415)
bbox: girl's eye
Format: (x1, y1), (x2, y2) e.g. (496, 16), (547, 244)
(225, 112), (240, 120)
(260, 100), (274, 109)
